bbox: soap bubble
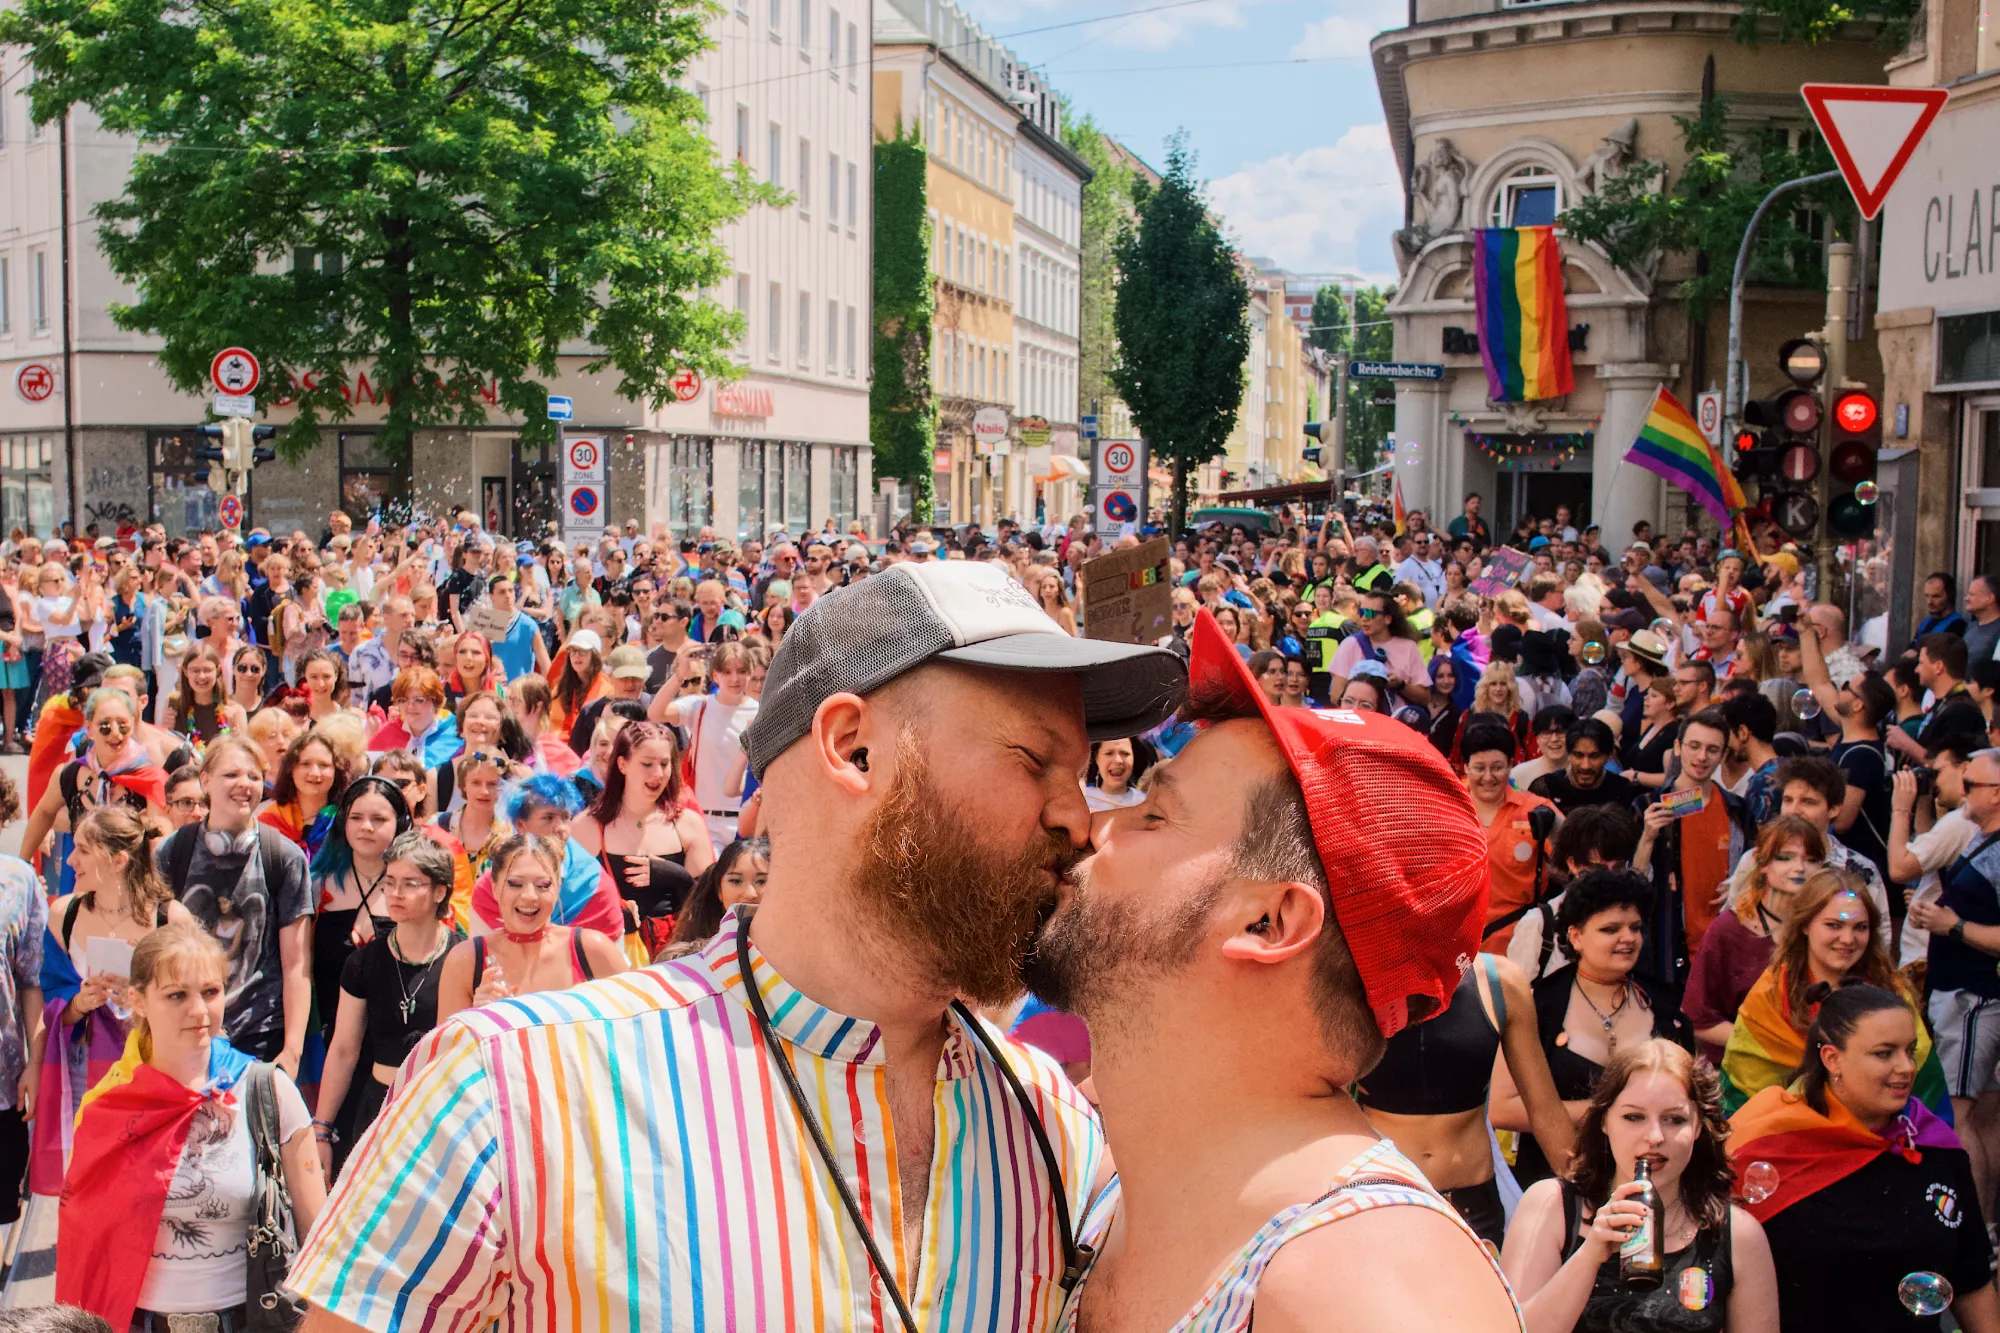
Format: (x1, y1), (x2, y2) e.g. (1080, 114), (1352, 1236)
(1898, 1271), (1952, 1316)
(1650, 617), (1675, 638)
(1793, 688), (1823, 721)
(1740, 1160), (1779, 1204)
(1855, 480), (1879, 504)
(1581, 641), (1606, 666)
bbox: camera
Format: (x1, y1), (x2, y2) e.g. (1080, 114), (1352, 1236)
(1911, 766), (1937, 799)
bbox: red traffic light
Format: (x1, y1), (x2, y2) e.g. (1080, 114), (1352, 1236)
(1833, 391), (1879, 434)
(1733, 429), (1757, 453)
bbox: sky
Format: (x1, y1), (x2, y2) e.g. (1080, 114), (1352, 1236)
(955, 0), (1409, 285)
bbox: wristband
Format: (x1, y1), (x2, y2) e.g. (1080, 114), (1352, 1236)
(1950, 921), (1967, 943)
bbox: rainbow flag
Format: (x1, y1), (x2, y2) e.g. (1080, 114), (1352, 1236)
(1473, 226), (1574, 402)
(1626, 386), (1750, 526)
(1393, 477), (1408, 537)
(1719, 964), (1947, 1118)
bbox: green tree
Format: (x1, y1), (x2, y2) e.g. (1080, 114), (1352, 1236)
(1557, 98), (1850, 319)
(870, 124), (936, 521)
(1307, 284), (1396, 477)
(1732, 0), (1915, 46)
(1070, 116), (1135, 428)
(1110, 133), (1248, 537)
(0, 0), (772, 459)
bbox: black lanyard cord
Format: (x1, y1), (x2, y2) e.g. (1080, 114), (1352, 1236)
(734, 912), (1089, 1333)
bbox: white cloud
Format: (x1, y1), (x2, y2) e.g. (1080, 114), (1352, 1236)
(1289, 0), (1405, 59)
(1207, 122), (1404, 282)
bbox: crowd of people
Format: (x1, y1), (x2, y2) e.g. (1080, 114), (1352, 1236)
(0, 495), (1988, 1332)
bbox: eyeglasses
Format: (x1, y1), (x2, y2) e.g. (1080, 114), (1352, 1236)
(1964, 780), (2000, 792)
(168, 797), (207, 812)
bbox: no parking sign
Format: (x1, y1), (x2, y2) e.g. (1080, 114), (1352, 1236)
(560, 432), (608, 542)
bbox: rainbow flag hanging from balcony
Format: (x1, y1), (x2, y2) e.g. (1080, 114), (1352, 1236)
(1473, 226), (1575, 403)
(1625, 386), (1749, 527)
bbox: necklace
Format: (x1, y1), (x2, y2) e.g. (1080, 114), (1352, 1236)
(503, 926), (549, 945)
(1574, 972), (1631, 1049)
(387, 927), (451, 1023)
(351, 859), (390, 915)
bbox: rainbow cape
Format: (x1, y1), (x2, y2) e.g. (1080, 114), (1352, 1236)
(1626, 386), (1749, 526)
(1473, 226), (1575, 403)
(1728, 1086), (1958, 1223)
(56, 1033), (255, 1330)
(1718, 965), (1948, 1118)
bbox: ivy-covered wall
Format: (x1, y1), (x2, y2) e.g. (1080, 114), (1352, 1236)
(870, 123), (936, 521)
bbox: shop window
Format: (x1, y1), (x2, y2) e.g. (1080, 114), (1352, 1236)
(783, 441), (811, 530)
(0, 435), (55, 539)
(738, 440), (766, 541)
(1941, 311), (2000, 387)
(340, 431), (412, 525)
(150, 430), (223, 539)
(665, 437), (712, 538)
(830, 446), (860, 531)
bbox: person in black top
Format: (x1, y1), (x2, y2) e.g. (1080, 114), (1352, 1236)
(313, 831), (463, 1179)
(1496, 870), (1695, 1187)
(1532, 718), (1639, 814)
(1500, 1038), (1778, 1333)
(1732, 984), (2000, 1333)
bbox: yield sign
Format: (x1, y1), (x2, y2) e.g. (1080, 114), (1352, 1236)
(1801, 83), (1950, 220)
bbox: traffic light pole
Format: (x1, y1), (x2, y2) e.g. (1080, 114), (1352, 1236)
(1333, 349), (1349, 499)
(1723, 169), (1841, 450)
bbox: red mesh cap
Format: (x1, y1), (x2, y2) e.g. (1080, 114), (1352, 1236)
(1188, 610), (1490, 1039)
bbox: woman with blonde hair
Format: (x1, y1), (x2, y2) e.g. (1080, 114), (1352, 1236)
(435, 833), (626, 1019)
(1452, 659), (1532, 765)
(1029, 566), (1077, 637)
(55, 923), (324, 1329)
(1718, 866), (1947, 1116)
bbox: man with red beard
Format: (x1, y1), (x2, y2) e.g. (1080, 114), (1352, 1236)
(1024, 609), (1523, 1333)
(292, 560), (1184, 1333)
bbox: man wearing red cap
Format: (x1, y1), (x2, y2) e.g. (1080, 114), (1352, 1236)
(1027, 610), (1522, 1331)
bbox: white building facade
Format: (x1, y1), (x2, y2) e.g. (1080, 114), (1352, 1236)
(1011, 92), (1088, 525)
(0, 35), (870, 543)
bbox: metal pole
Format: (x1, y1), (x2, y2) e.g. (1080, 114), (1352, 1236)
(1333, 349), (1349, 497)
(1724, 169), (1841, 447)
(59, 110), (80, 533)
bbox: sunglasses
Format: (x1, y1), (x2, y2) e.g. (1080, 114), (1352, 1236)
(236, 663), (263, 674)
(1356, 607), (1382, 620)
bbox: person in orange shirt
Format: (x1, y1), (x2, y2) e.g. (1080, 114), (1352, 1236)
(1632, 705), (1756, 998)
(1463, 719), (1560, 954)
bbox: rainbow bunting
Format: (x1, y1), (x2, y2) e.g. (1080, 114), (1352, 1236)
(1473, 226), (1575, 403)
(1625, 386), (1749, 527)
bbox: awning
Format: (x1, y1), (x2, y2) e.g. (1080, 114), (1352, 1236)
(1035, 454), (1088, 482)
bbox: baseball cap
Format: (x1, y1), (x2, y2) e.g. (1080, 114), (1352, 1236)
(565, 628), (603, 654)
(1603, 608), (1646, 633)
(745, 560), (1186, 777)
(1185, 611), (1487, 1040)
(246, 533), (271, 548)
(606, 645), (650, 680)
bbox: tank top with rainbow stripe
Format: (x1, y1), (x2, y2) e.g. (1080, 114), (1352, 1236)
(1058, 1138), (1526, 1333)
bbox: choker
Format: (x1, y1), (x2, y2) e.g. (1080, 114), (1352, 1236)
(1576, 966), (1629, 988)
(502, 927), (549, 945)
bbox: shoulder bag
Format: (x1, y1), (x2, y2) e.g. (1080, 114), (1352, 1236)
(243, 1062), (307, 1333)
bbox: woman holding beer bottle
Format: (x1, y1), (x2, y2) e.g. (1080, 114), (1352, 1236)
(1502, 1039), (1779, 1332)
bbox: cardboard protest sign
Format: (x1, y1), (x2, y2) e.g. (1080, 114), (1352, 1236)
(1082, 538), (1173, 645)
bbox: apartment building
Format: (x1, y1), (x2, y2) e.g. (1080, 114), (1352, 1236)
(0, 30), (871, 542)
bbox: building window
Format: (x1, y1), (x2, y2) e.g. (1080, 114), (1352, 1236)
(735, 273), (750, 351)
(695, 83), (710, 120)
(1940, 311), (2000, 387)
(27, 249), (48, 333)
(926, 91), (937, 147)
(768, 123), (781, 185)
(828, 8), (840, 68)
(797, 137), (810, 213)
(735, 105), (749, 164)
(0, 258), (9, 335)
(767, 282), (782, 361)
(768, 0), (780, 32)
(826, 298), (839, 373)
(846, 21), (858, 82)
(783, 441), (811, 529)
(830, 445), (859, 530)
(846, 161), (857, 230)
(1492, 166), (1562, 227)
(799, 0), (810, 49)
(797, 290), (811, 367)
(845, 305), (857, 376)
(828, 151), (839, 229)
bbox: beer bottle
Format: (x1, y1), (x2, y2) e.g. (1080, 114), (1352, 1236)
(1619, 1159), (1665, 1290)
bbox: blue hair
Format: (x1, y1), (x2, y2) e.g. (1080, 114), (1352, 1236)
(502, 772), (586, 824)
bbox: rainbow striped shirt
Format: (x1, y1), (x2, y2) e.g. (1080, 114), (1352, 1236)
(288, 908), (1106, 1332)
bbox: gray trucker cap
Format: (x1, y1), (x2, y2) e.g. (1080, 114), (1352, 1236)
(744, 559), (1187, 777)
